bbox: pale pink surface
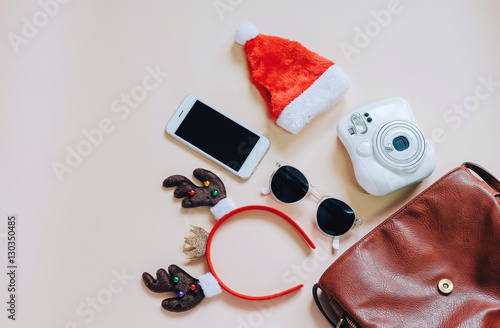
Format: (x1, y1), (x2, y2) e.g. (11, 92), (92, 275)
(1, 1), (500, 327)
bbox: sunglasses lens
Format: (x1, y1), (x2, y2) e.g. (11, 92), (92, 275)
(270, 166), (309, 203)
(317, 199), (355, 236)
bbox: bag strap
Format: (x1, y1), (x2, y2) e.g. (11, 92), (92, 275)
(312, 283), (337, 327)
(463, 162), (500, 193)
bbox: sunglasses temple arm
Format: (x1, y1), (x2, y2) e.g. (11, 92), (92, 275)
(261, 186), (271, 195)
(332, 236), (340, 250)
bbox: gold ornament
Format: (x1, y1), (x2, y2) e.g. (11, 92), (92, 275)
(183, 225), (209, 260)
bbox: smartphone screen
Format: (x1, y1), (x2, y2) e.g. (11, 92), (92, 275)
(174, 100), (260, 171)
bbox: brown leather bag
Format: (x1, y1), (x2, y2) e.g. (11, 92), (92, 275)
(314, 162), (500, 328)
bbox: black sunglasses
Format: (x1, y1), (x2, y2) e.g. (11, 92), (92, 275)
(262, 164), (361, 249)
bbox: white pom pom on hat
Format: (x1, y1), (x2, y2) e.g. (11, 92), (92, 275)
(234, 23), (259, 46)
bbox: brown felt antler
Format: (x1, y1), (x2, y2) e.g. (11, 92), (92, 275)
(142, 265), (205, 312)
(163, 168), (227, 208)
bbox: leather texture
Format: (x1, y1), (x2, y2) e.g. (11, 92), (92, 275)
(318, 163), (500, 328)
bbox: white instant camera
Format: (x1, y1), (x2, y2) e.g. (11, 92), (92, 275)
(337, 98), (436, 196)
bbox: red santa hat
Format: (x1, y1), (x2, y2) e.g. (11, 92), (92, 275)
(235, 23), (350, 134)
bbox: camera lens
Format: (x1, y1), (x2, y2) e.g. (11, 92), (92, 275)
(376, 121), (425, 169)
(393, 136), (410, 151)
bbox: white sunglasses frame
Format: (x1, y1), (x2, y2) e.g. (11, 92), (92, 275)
(261, 162), (362, 250)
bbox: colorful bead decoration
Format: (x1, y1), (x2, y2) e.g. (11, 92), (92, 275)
(173, 276), (179, 283)
(178, 291), (184, 298)
(189, 284), (196, 291)
(188, 190), (195, 196)
(212, 190), (218, 197)
(203, 181), (210, 187)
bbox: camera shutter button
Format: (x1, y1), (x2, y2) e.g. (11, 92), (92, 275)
(357, 141), (372, 156)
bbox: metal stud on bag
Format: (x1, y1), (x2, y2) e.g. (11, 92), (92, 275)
(438, 279), (453, 294)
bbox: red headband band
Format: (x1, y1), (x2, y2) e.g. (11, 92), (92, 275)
(206, 205), (316, 301)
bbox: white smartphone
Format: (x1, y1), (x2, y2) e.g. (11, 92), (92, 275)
(166, 95), (270, 179)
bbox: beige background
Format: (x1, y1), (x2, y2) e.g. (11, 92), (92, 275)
(2, 0), (500, 327)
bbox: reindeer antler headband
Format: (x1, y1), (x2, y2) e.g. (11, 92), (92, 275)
(142, 168), (315, 312)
